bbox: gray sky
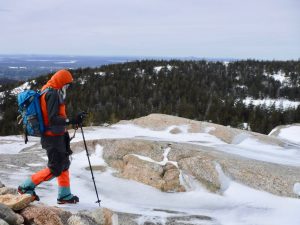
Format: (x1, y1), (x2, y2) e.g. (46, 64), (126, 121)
(0, 0), (299, 59)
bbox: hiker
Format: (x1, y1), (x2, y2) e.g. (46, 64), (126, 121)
(18, 69), (82, 204)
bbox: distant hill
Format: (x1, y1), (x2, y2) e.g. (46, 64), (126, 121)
(0, 55), (140, 80)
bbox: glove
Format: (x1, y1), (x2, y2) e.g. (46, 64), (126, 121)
(64, 132), (73, 156)
(66, 112), (87, 125)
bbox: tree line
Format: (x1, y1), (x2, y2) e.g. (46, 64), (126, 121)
(0, 59), (299, 136)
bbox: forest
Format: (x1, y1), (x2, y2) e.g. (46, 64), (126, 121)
(0, 59), (299, 135)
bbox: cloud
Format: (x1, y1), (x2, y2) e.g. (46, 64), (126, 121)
(0, 8), (10, 12)
(0, 0), (299, 59)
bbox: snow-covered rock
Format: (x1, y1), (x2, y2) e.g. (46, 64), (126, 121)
(269, 124), (300, 145)
(119, 154), (185, 192)
(118, 113), (284, 145)
(1, 114), (300, 225)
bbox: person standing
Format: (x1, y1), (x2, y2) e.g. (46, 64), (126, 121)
(18, 69), (82, 204)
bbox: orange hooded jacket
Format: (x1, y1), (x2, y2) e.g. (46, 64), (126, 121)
(40, 70), (73, 136)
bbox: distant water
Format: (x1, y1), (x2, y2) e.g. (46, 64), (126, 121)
(0, 55), (139, 80)
(0, 54), (236, 81)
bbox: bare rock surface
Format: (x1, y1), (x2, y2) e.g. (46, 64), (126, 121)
(0, 194), (32, 211)
(116, 154), (185, 192)
(0, 203), (21, 225)
(83, 138), (300, 197)
(0, 187), (17, 195)
(167, 142), (300, 197)
(68, 208), (108, 225)
(121, 154), (165, 190)
(20, 205), (72, 225)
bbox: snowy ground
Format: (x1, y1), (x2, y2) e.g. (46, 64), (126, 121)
(1, 124), (300, 225)
(269, 125), (300, 146)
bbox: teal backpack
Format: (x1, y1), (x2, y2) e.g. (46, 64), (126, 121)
(17, 88), (49, 143)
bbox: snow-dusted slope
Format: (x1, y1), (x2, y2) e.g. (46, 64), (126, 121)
(269, 124), (300, 145)
(1, 115), (300, 225)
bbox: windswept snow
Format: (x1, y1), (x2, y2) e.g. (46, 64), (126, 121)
(1, 122), (300, 225)
(0, 135), (36, 154)
(269, 125), (300, 145)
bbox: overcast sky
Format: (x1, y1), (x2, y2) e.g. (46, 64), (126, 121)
(0, 0), (299, 59)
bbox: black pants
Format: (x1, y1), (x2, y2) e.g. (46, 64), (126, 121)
(41, 133), (71, 177)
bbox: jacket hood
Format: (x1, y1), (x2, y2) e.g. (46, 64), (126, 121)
(43, 69), (73, 90)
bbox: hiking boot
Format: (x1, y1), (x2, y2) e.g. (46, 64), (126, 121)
(18, 186), (40, 202)
(57, 195), (79, 204)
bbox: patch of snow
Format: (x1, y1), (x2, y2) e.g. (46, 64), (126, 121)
(278, 126), (300, 144)
(78, 77), (87, 85)
(131, 147), (178, 167)
(94, 71), (106, 76)
(215, 163), (230, 193)
(217, 137), (300, 166)
(153, 65), (174, 74)
(71, 124), (225, 147)
(223, 61), (230, 67)
(26, 163), (44, 167)
(236, 85), (247, 89)
(204, 127), (215, 133)
(10, 82), (31, 95)
(268, 127), (278, 136)
(166, 65), (173, 71)
(231, 133), (251, 144)
(0, 136), (36, 154)
(264, 70), (286, 83)
(243, 97), (300, 110)
(153, 66), (164, 73)
(136, 215), (167, 225)
(293, 183), (300, 196)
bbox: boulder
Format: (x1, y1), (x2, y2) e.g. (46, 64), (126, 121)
(0, 194), (32, 211)
(169, 127), (182, 134)
(0, 182), (4, 188)
(121, 154), (165, 190)
(0, 187), (17, 195)
(163, 167), (185, 192)
(0, 203), (21, 225)
(120, 155), (185, 192)
(20, 205), (72, 225)
(179, 156), (221, 192)
(0, 219), (9, 225)
(68, 208), (111, 225)
(68, 215), (95, 225)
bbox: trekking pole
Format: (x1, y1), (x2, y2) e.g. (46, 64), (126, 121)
(80, 124), (101, 207)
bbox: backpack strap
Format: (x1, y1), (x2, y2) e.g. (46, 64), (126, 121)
(40, 87), (51, 96)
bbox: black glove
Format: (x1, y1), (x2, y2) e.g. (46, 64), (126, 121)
(67, 112), (87, 125)
(64, 132), (73, 156)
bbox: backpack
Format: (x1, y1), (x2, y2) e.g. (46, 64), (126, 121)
(17, 88), (50, 143)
